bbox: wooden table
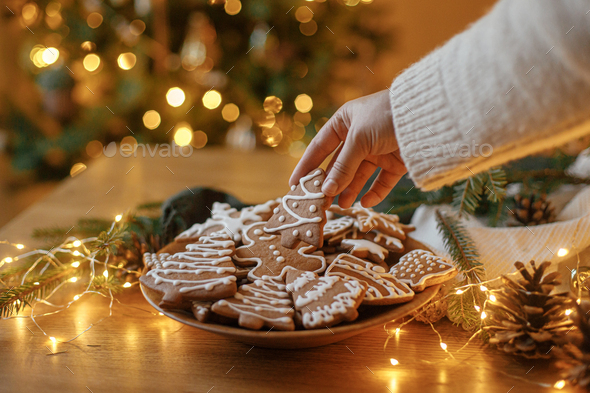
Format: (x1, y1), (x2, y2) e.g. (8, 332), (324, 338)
(0, 149), (569, 392)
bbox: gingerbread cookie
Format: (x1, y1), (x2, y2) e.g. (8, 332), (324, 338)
(362, 231), (404, 253)
(326, 254), (414, 306)
(389, 249), (458, 292)
(339, 238), (389, 266)
(323, 216), (357, 246)
(140, 233), (238, 309)
(191, 301), (213, 322)
(329, 202), (406, 240)
(285, 269), (367, 329)
(212, 276), (295, 331)
(175, 199), (279, 244)
(264, 169), (332, 248)
(234, 223), (327, 281)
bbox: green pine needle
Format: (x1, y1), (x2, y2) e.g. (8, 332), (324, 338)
(482, 167), (507, 203)
(435, 209), (484, 283)
(452, 174), (484, 216)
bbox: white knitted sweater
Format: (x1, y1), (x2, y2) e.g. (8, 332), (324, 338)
(390, 0), (590, 191)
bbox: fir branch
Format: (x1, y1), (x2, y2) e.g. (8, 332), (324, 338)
(452, 174), (484, 216)
(0, 259), (38, 284)
(435, 209), (484, 283)
(482, 167), (507, 203)
(447, 285), (486, 331)
(0, 266), (74, 318)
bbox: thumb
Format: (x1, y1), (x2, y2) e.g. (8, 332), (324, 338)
(322, 132), (368, 197)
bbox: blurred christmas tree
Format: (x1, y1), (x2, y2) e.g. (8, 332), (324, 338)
(0, 0), (390, 179)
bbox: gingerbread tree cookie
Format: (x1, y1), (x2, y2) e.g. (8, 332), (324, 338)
(326, 254), (414, 306)
(212, 276), (295, 331)
(264, 169), (332, 248)
(285, 269), (367, 329)
(234, 223), (326, 281)
(329, 202), (407, 240)
(323, 216), (356, 246)
(140, 232), (238, 309)
(175, 199), (279, 244)
(389, 249), (458, 292)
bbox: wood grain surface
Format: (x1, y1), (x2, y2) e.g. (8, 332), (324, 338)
(0, 150), (571, 392)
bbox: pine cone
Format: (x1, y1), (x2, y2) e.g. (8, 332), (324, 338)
(512, 193), (556, 226)
(484, 261), (574, 359)
(413, 290), (448, 324)
(555, 302), (590, 388)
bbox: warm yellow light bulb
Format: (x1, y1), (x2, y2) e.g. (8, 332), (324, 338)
(174, 124), (193, 147)
(489, 294), (497, 302)
(142, 110), (161, 130)
(481, 311), (487, 319)
(294, 94), (313, 113)
(49, 337), (57, 343)
(455, 289), (464, 295)
(202, 90), (222, 110)
(115, 214), (123, 222)
(117, 52), (137, 70)
(33, 282), (39, 285)
(73, 240), (81, 247)
(72, 251), (81, 257)
(70, 277), (78, 283)
(16, 244), (24, 250)
(440, 342), (447, 350)
(103, 270), (109, 278)
(395, 328), (400, 335)
(83, 54), (101, 72)
(3, 257), (13, 264)
(123, 282), (132, 288)
(41, 47), (59, 65)
(390, 358), (399, 366)
(479, 285), (488, 292)
(166, 87), (186, 107)
(71, 262), (80, 268)
(565, 309), (573, 316)
(557, 248), (569, 257)
(554, 380), (566, 389)
(474, 305), (481, 311)
(73, 295), (80, 301)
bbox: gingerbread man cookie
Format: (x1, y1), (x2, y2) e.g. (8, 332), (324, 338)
(212, 276), (295, 331)
(140, 232), (238, 309)
(264, 169), (332, 248)
(326, 254), (414, 306)
(175, 199), (279, 244)
(285, 269), (367, 329)
(339, 238), (389, 266)
(234, 223), (327, 281)
(329, 202), (406, 240)
(389, 249), (458, 292)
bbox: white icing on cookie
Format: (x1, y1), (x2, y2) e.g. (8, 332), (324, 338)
(341, 239), (388, 261)
(306, 230), (312, 237)
(293, 230), (299, 236)
(265, 170), (325, 234)
(176, 199), (278, 242)
(309, 205), (317, 213)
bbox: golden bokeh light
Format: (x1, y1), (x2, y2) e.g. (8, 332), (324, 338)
(83, 54), (101, 72)
(292, 124), (306, 141)
(81, 41), (96, 52)
(294, 111), (311, 126)
(22, 3), (38, 22)
(221, 103), (240, 122)
(224, 0), (242, 15)
(294, 94), (313, 113)
(300, 20), (318, 36)
(192, 131), (208, 149)
(202, 90), (222, 110)
(129, 19), (146, 35)
(361, 0), (374, 3)
(289, 141), (307, 158)
(41, 47), (59, 65)
(142, 110), (161, 130)
(259, 111), (276, 128)
(117, 52), (137, 70)
(87, 12), (103, 29)
(262, 127), (283, 147)
(174, 124), (193, 147)
(344, 0), (361, 6)
(86, 140), (103, 158)
(46, 2), (61, 17)
(166, 87), (186, 107)
(263, 96), (283, 113)
(121, 136), (138, 148)
(70, 163), (87, 177)
(295, 6), (313, 23)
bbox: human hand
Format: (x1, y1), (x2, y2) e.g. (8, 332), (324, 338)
(290, 90), (406, 208)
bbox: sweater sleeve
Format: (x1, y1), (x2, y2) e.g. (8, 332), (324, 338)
(390, 0), (590, 191)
